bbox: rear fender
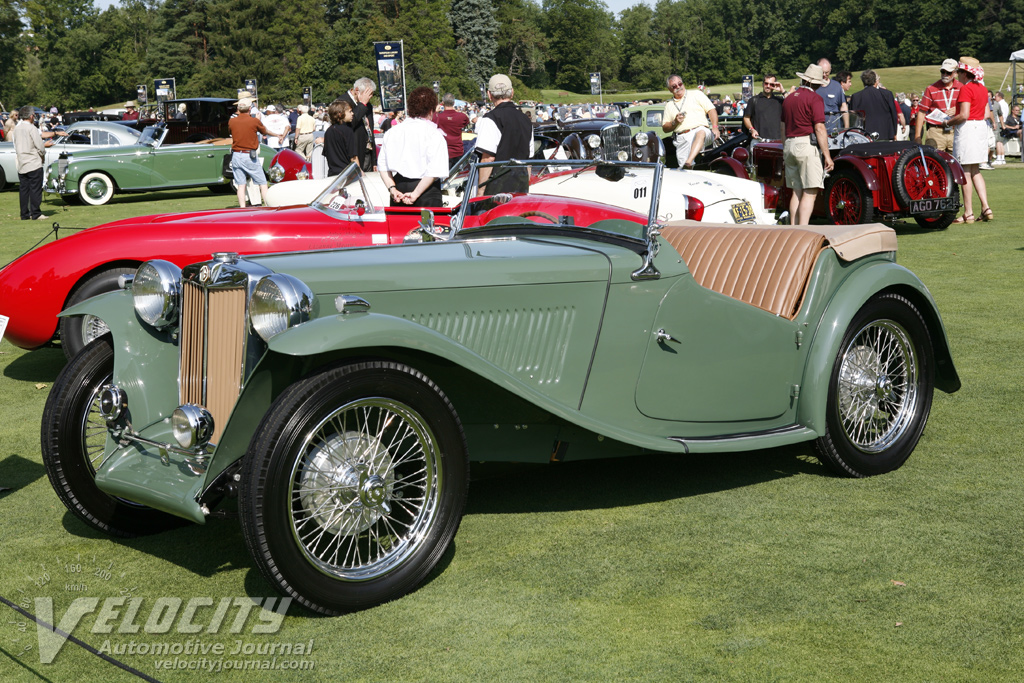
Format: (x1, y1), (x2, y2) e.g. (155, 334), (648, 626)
(833, 156), (880, 191)
(797, 262), (960, 436)
(932, 149), (968, 185)
(709, 156), (749, 179)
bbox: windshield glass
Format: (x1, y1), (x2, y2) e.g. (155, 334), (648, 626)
(451, 159), (660, 244)
(138, 126), (164, 147)
(311, 163), (385, 220)
(555, 104), (623, 123)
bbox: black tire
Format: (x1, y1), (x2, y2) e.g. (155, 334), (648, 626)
(239, 360), (469, 614)
(0, 165), (6, 191)
(891, 146), (954, 210)
(78, 171), (115, 206)
(826, 169), (874, 225)
(815, 293), (935, 477)
(40, 338), (182, 536)
(913, 184), (960, 231)
(59, 266), (137, 360)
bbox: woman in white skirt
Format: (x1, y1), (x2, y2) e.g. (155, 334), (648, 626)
(948, 58), (993, 223)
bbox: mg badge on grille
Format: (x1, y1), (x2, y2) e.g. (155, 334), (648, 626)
(199, 265), (211, 283)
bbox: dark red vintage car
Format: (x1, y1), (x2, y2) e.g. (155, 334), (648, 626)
(702, 124), (967, 229)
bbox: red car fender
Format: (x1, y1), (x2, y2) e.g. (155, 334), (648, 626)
(710, 156), (749, 180)
(931, 149), (968, 185)
(270, 148), (313, 182)
(832, 155), (880, 192)
(0, 205), (453, 350)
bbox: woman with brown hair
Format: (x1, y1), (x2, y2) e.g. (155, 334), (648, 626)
(323, 99), (358, 176)
(947, 57), (993, 223)
(377, 86), (448, 207)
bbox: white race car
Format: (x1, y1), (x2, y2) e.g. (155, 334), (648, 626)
(267, 157), (780, 225)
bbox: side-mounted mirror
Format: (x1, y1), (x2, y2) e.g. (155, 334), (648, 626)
(404, 209), (452, 243)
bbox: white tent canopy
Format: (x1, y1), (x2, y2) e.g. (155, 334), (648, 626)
(1010, 49), (1024, 61)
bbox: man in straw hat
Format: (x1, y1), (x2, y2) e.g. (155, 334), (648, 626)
(781, 63), (834, 225)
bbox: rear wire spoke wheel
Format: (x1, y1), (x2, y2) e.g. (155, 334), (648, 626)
(816, 293), (935, 477)
(41, 338), (181, 536)
(826, 169), (874, 225)
(240, 361), (468, 614)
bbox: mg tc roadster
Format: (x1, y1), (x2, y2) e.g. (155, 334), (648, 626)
(42, 160), (959, 615)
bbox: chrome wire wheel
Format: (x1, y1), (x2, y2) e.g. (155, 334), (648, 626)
(80, 315), (111, 352)
(81, 373), (112, 475)
(816, 294), (935, 477)
(837, 320), (919, 453)
(289, 397), (440, 581)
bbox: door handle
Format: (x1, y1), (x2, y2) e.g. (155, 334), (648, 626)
(656, 329), (681, 344)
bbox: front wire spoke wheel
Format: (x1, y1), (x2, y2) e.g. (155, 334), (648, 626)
(290, 398), (438, 580)
(240, 361), (468, 615)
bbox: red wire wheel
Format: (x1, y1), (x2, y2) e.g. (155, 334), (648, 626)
(827, 170), (874, 225)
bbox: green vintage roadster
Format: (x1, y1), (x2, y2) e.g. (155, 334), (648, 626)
(42, 160), (959, 614)
(44, 124), (275, 205)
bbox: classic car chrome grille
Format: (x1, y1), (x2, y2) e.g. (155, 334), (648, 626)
(405, 307), (576, 385)
(180, 281), (247, 442)
(601, 124), (632, 160)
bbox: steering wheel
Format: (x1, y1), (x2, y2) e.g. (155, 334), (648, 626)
(518, 211), (558, 223)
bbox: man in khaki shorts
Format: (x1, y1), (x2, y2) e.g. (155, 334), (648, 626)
(781, 64), (834, 225)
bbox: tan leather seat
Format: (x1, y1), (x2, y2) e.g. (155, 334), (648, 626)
(660, 225), (826, 319)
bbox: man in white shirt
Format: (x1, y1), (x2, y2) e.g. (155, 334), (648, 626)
(661, 75), (719, 168)
(11, 106), (52, 220)
(262, 105), (290, 149)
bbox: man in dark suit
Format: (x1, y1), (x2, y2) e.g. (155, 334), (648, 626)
(849, 69), (899, 141)
(342, 77), (377, 170)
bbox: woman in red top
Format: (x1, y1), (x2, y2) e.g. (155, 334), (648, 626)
(948, 58), (992, 223)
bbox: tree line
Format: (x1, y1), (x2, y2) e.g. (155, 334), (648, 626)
(2, 0), (1022, 111)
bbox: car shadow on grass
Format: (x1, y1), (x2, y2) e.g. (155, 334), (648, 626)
(0, 454), (48, 494)
(466, 443), (826, 516)
(3, 347), (64, 383)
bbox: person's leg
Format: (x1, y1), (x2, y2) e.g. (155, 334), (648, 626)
(684, 129), (706, 167)
(788, 189), (801, 225)
(973, 167), (991, 218)
(28, 169), (43, 218)
(18, 172), (31, 219)
(673, 134), (691, 169)
(796, 188), (818, 225)
(258, 183), (269, 203)
(960, 164), (976, 219)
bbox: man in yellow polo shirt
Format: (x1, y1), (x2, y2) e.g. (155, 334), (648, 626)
(661, 75), (720, 168)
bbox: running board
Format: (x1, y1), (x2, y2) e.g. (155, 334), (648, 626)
(668, 425), (817, 454)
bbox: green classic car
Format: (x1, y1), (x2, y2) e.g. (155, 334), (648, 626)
(42, 160), (959, 615)
(45, 125), (275, 205)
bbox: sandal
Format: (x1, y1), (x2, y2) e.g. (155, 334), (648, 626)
(953, 213), (975, 224)
(980, 208), (994, 221)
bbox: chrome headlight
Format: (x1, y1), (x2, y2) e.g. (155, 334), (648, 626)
(132, 260), (182, 329)
(617, 150), (629, 161)
(171, 404), (214, 449)
(585, 134), (601, 149)
(296, 168), (309, 181)
(249, 273), (318, 342)
(268, 163), (285, 183)
(634, 132), (649, 146)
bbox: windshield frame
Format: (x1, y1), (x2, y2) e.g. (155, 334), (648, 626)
(310, 162), (387, 222)
(138, 126), (166, 148)
(451, 158), (663, 244)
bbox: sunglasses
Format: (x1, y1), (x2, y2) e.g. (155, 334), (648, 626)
(940, 70), (953, 75)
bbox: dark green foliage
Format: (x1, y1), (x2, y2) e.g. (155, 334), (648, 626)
(8, 0), (1024, 106)
(450, 0), (499, 87)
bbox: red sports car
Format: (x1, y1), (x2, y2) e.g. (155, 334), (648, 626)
(0, 164), (454, 358)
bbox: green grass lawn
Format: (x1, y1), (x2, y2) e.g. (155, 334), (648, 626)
(2, 165), (1023, 681)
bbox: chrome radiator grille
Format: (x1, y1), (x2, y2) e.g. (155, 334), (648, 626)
(601, 123), (632, 160)
(180, 281), (247, 442)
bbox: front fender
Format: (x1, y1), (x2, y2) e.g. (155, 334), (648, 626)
(833, 155), (880, 191)
(797, 261), (960, 436)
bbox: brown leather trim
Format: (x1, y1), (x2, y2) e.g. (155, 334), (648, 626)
(660, 225), (826, 319)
